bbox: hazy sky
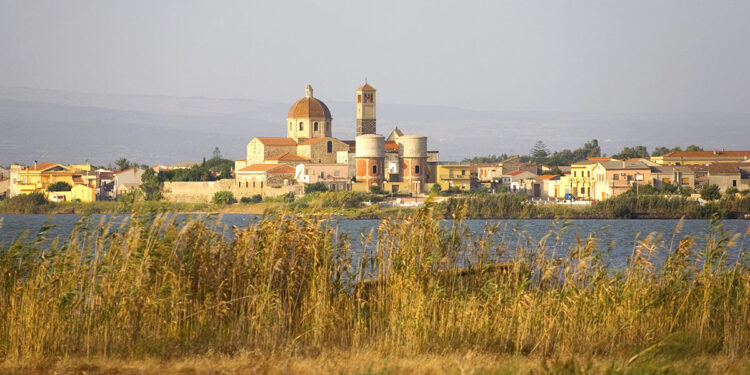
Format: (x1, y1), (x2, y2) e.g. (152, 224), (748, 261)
(1, 0), (749, 112)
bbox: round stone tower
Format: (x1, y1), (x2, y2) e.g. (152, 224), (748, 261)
(397, 135), (428, 193)
(355, 134), (385, 187)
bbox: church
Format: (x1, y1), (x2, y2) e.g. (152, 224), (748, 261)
(233, 82), (439, 195)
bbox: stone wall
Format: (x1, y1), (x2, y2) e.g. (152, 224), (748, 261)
(163, 179), (296, 203)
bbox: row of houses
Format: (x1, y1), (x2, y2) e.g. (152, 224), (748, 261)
(437, 151), (750, 200)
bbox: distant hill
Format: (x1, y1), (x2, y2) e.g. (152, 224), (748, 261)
(1, 86), (748, 166)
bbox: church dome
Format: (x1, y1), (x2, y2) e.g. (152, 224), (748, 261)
(287, 85), (332, 119)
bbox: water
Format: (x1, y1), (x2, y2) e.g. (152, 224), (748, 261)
(1, 214), (749, 269)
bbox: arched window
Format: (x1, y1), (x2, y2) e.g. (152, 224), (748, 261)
(415, 165), (420, 174)
(299, 122), (304, 131)
(372, 165), (377, 174)
(314, 122), (319, 131)
(327, 141), (332, 153)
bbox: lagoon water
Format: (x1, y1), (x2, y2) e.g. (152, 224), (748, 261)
(1, 214), (749, 269)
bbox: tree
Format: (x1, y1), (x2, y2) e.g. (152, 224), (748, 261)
(213, 146), (222, 159)
(212, 191), (237, 204)
(661, 182), (679, 194)
(430, 184), (442, 194)
(651, 147), (671, 156)
(543, 167), (564, 176)
(47, 181), (72, 191)
(140, 168), (161, 200)
(530, 140), (550, 164)
(724, 186), (740, 197)
(240, 194), (263, 203)
(612, 146), (649, 160)
(699, 184), (721, 201)
(686, 144), (703, 151)
(114, 158), (132, 171)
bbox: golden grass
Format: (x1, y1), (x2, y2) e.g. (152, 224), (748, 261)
(1, 199), (749, 373)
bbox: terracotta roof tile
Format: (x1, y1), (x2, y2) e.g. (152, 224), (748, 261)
(662, 150), (750, 158)
(298, 138), (327, 146)
(237, 164), (296, 174)
(535, 174), (560, 180)
(265, 152), (309, 162)
(357, 83), (376, 91)
(256, 137), (298, 146)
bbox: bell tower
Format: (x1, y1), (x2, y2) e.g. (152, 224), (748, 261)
(356, 82), (376, 136)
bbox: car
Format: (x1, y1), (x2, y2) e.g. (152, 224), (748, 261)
(563, 193), (576, 201)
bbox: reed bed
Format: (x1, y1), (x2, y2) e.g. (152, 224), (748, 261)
(0, 201), (749, 367)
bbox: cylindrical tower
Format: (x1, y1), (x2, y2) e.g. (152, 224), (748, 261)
(397, 135), (428, 193)
(355, 134), (385, 187)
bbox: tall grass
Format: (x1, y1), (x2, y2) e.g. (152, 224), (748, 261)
(0, 202), (749, 362)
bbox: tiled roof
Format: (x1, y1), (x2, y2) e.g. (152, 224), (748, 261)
(287, 95), (332, 119)
(385, 141), (399, 151)
(662, 151), (750, 158)
(535, 174), (560, 180)
(236, 164), (296, 174)
(506, 170), (527, 176)
(708, 163), (742, 175)
(357, 83), (376, 91)
(597, 161), (649, 170)
(23, 162), (62, 172)
(265, 152), (309, 162)
(256, 137), (298, 146)
(298, 138), (328, 146)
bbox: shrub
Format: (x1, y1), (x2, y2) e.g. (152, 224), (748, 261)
(369, 185), (385, 195)
(240, 194), (263, 204)
(724, 187), (740, 197)
(0, 192), (51, 214)
(304, 182), (329, 194)
(700, 185), (722, 201)
(429, 184), (442, 194)
(47, 181), (72, 192)
(212, 191), (237, 204)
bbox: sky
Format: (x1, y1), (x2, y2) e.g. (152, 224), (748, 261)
(1, 0), (749, 113)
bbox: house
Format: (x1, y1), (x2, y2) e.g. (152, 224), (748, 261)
(707, 163), (750, 193)
(502, 170), (538, 193)
(651, 150), (750, 166)
(649, 165), (695, 191)
(235, 164), (296, 196)
(295, 163), (349, 191)
(591, 161), (651, 200)
(568, 160), (601, 200)
(113, 168), (146, 199)
(437, 164), (474, 191)
(476, 163), (503, 191)
(532, 174), (561, 198)
(10, 162), (96, 202)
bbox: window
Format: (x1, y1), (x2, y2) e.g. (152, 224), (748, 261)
(587, 171), (590, 177)
(681, 177), (690, 184)
(260, 181), (263, 188)
(573, 171), (577, 177)
(580, 187), (585, 194)
(415, 165), (420, 174)
(372, 165), (377, 174)
(320, 172), (325, 178)
(245, 181), (248, 188)
(238, 182), (241, 188)
(299, 122), (304, 131)
(334, 170), (340, 176)
(613, 174), (619, 180)
(326, 123), (330, 133)
(314, 122), (318, 131)
(733, 180), (737, 187)
(357, 94), (361, 103)
(253, 181), (256, 188)
(327, 141), (332, 153)
(461, 169), (465, 176)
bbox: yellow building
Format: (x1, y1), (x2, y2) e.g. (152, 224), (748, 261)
(14, 162), (96, 202)
(567, 159), (605, 199)
(437, 164), (473, 191)
(651, 150), (750, 165)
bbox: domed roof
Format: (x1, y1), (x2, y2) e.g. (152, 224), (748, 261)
(287, 85), (332, 119)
